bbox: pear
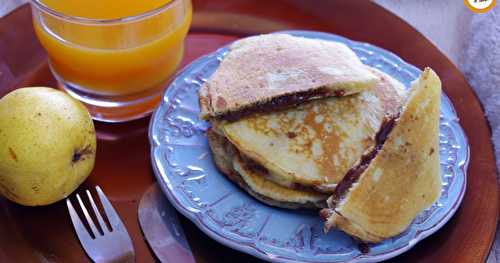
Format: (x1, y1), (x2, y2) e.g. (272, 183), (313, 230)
(0, 87), (96, 206)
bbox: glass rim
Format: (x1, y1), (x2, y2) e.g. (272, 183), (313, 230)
(30, 0), (182, 24)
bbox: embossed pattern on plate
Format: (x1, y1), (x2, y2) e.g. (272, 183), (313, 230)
(149, 31), (469, 263)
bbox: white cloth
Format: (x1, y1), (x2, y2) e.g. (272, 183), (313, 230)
(462, 9), (500, 175)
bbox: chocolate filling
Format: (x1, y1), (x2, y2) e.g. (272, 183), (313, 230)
(358, 243), (370, 254)
(319, 207), (333, 220)
(217, 88), (344, 121)
(328, 115), (399, 208)
(240, 154), (270, 176)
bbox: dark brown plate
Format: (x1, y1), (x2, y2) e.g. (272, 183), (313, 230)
(0, 1), (498, 262)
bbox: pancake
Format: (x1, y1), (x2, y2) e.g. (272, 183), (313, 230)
(219, 68), (406, 191)
(321, 68), (442, 242)
(199, 34), (379, 120)
(207, 129), (328, 209)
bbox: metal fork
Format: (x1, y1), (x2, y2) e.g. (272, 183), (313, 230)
(67, 186), (135, 263)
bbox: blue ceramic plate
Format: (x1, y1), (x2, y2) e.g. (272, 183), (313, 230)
(149, 31), (469, 263)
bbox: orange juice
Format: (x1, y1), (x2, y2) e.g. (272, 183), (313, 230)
(33, 0), (192, 95)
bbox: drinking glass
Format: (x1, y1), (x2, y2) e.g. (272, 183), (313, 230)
(30, 0), (192, 122)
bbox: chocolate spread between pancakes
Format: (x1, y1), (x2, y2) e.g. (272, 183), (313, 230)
(328, 115), (399, 208)
(217, 88), (345, 121)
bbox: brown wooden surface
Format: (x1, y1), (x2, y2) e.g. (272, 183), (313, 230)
(0, 1), (498, 262)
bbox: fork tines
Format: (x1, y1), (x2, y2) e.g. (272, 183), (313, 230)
(67, 186), (135, 262)
(67, 186), (113, 238)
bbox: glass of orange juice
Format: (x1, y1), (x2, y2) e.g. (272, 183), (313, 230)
(30, 0), (192, 122)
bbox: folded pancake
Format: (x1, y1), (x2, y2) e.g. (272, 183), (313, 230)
(321, 68), (442, 242)
(199, 34), (379, 120)
(207, 129), (328, 209)
(217, 68), (406, 191)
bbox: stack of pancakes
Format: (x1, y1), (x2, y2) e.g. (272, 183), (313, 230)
(199, 34), (442, 242)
